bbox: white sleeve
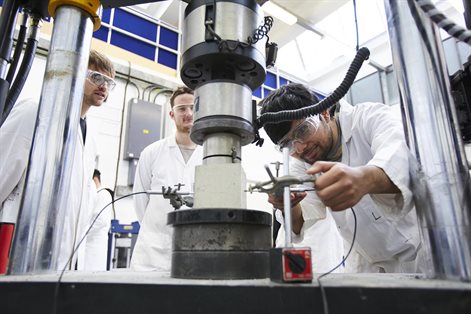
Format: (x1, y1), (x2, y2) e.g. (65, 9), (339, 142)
(362, 103), (414, 217)
(90, 188), (113, 230)
(133, 149), (152, 222)
(0, 99), (38, 204)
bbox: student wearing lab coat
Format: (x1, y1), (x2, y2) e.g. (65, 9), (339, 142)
(84, 169), (114, 271)
(260, 83), (424, 273)
(131, 86), (203, 272)
(0, 50), (116, 271)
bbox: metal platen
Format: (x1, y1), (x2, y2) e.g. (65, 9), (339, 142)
(168, 0), (275, 279)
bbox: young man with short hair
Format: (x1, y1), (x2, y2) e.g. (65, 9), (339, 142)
(260, 83), (424, 273)
(0, 49), (116, 271)
(131, 86), (203, 272)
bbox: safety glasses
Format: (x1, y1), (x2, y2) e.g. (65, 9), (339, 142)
(86, 70), (116, 90)
(276, 116), (320, 154)
(172, 103), (194, 114)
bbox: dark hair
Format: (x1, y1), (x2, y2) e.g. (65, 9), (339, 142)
(93, 169), (101, 181)
(169, 86), (193, 108)
(89, 49), (115, 78)
(259, 83), (320, 144)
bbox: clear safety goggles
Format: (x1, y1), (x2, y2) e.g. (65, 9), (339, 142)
(172, 103), (194, 114)
(86, 70), (116, 90)
(276, 116), (321, 154)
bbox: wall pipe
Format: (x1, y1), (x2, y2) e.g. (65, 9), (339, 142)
(384, 0), (471, 281)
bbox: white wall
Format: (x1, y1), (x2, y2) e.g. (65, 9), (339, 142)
(17, 54), (47, 101)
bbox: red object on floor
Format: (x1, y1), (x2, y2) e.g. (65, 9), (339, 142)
(0, 223), (15, 274)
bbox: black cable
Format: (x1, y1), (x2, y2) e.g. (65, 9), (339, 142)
(100, 187), (116, 220)
(255, 48), (370, 129)
(1, 16), (39, 127)
(205, 22), (222, 42)
(205, 15), (274, 52)
(352, 0), (360, 51)
(206, 23), (242, 52)
(0, 0), (20, 63)
(1, 36), (37, 126)
(6, 12), (28, 84)
(317, 207), (357, 314)
(415, 0), (471, 45)
(51, 191), (147, 314)
(247, 16), (274, 45)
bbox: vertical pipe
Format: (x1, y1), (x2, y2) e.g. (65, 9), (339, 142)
(282, 148), (292, 247)
(384, 0), (471, 281)
(8, 5), (94, 274)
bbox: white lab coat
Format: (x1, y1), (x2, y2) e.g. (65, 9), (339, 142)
(0, 99), (38, 224)
(291, 102), (423, 273)
(0, 98), (98, 271)
(131, 136), (203, 272)
(59, 120), (97, 270)
(84, 186), (113, 271)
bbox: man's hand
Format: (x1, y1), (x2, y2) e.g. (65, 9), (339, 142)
(268, 192), (306, 234)
(267, 191), (307, 210)
(307, 161), (399, 211)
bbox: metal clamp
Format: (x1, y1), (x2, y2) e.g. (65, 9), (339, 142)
(247, 165), (319, 195)
(161, 185), (194, 210)
(49, 0), (101, 31)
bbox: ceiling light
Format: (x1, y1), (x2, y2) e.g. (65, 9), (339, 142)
(261, 1), (297, 26)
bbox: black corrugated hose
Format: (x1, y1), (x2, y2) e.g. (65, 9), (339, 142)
(415, 0), (471, 45)
(254, 47), (370, 129)
(6, 12), (28, 84)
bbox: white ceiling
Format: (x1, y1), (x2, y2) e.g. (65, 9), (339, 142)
(130, 0), (467, 94)
(270, 0), (390, 93)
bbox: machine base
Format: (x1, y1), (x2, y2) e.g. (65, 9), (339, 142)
(168, 208), (272, 279)
(0, 272), (469, 314)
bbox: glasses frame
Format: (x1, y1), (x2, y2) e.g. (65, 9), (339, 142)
(276, 116), (321, 154)
(172, 103), (194, 114)
(86, 69), (116, 91)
